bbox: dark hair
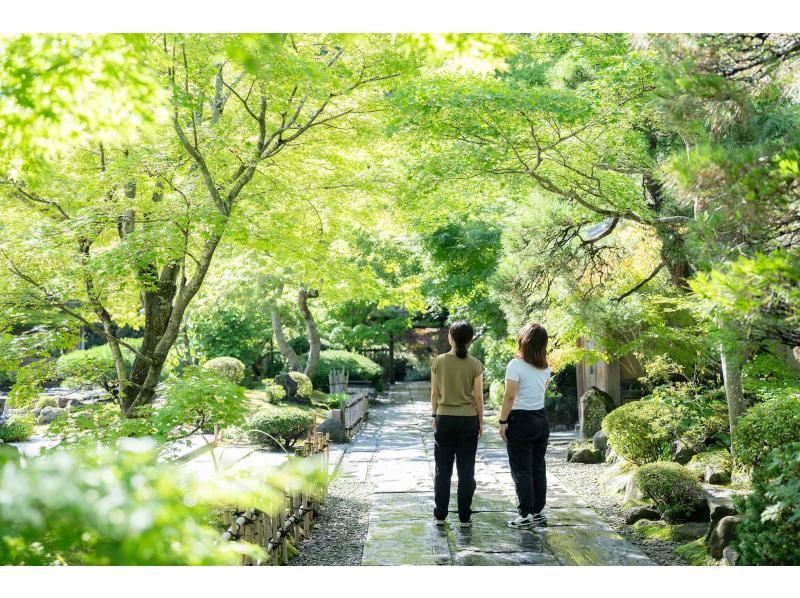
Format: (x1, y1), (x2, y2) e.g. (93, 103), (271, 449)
(449, 320), (474, 359)
(517, 322), (548, 369)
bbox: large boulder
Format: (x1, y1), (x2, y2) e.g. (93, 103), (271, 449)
(707, 515), (742, 560)
(670, 439), (697, 465)
(317, 416), (348, 444)
(624, 505), (661, 525)
(592, 430), (608, 453)
(600, 460), (637, 495)
(624, 474), (645, 504)
(686, 448), (732, 481)
(579, 386), (613, 438)
(36, 406), (65, 425)
(705, 463), (731, 485)
(569, 446), (604, 464)
(722, 546), (740, 566)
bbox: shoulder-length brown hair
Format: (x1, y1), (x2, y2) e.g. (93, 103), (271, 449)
(516, 322), (548, 369)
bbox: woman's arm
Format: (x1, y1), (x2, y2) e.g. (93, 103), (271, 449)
(499, 379), (518, 442)
(431, 369), (440, 427)
(473, 373), (484, 437)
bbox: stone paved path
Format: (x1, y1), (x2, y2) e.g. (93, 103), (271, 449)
(347, 381), (653, 566)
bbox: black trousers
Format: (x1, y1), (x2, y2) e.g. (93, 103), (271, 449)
(506, 408), (549, 517)
(433, 414), (480, 522)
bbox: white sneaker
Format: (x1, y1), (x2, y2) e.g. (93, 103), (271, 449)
(459, 520), (473, 528)
(507, 514), (535, 528)
(434, 517), (446, 526)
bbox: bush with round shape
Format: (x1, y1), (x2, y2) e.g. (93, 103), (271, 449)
(734, 442), (800, 565)
(733, 394), (800, 469)
(34, 396), (58, 410)
(602, 399), (681, 465)
(634, 462), (704, 522)
(308, 350), (384, 392)
(489, 379), (504, 409)
(247, 407), (314, 450)
(264, 383), (286, 403)
(0, 414), (35, 443)
(202, 356), (246, 384)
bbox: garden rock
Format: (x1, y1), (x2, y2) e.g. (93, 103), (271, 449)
(592, 430), (608, 453)
(705, 500), (738, 542)
(707, 515), (742, 560)
(670, 439), (696, 465)
(686, 448), (732, 481)
(704, 463), (731, 485)
(36, 406), (65, 425)
(579, 387), (611, 438)
(624, 505), (661, 525)
(722, 546), (740, 566)
(624, 474), (645, 503)
(317, 416), (349, 444)
(569, 446), (604, 464)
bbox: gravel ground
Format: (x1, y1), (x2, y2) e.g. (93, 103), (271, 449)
(545, 445), (687, 566)
(292, 455), (374, 566)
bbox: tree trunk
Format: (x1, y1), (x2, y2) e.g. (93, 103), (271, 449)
(298, 288), (321, 379)
(271, 307), (302, 372)
(720, 337), (747, 455)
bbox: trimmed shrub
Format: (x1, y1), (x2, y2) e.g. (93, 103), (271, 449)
(247, 407), (314, 450)
(289, 372), (312, 399)
(635, 462), (704, 522)
(264, 383), (286, 403)
(489, 379), (504, 409)
(602, 399), (681, 465)
(0, 414), (35, 442)
(202, 356), (246, 384)
(34, 396), (58, 409)
(651, 384), (731, 449)
(733, 394), (800, 468)
(734, 442), (800, 565)
(308, 350), (384, 392)
(274, 372), (313, 404)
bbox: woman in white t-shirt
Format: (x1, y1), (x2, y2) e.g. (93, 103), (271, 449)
(498, 322), (551, 528)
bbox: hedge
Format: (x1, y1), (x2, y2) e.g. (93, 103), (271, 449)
(602, 399), (680, 465)
(733, 394), (800, 468)
(634, 462), (704, 522)
(246, 407), (314, 450)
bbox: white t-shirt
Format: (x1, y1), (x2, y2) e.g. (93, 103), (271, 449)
(504, 358), (551, 410)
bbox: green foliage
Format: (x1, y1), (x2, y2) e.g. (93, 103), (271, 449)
(246, 407), (314, 450)
(546, 390), (579, 428)
(650, 383), (731, 448)
(0, 414), (34, 442)
(155, 367), (248, 438)
(288, 371), (313, 399)
(47, 402), (151, 446)
(674, 538), (717, 566)
(685, 448), (733, 481)
(635, 462), (704, 522)
(733, 394), (800, 468)
(320, 392), (347, 410)
(202, 356), (246, 384)
(33, 395), (58, 409)
(264, 382), (287, 403)
(0, 439), (324, 565)
(488, 379), (504, 409)
(734, 442), (800, 565)
(742, 351), (800, 403)
(309, 350), (384, 392)
(602, 400), (681, 465)
(55, 338), (143, 389)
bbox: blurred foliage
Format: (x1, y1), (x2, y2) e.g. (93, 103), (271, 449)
(0, 438), (326, 565)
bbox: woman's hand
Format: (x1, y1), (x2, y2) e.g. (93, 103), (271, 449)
(478, 422), (483, 438)
(499, 423), (509, 442)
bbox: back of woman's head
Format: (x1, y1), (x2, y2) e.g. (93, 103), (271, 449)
(517, 322), (548, 369)
(449, 320), (474, 359)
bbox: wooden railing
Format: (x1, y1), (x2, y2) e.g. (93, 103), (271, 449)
(341, 389), (369, 438)
(220, 431), (330, 565)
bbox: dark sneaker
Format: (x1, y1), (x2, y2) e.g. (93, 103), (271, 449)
(530, 513), (548, 527)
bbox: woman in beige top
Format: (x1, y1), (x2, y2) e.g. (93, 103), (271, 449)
(430, 320), (484, 527)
